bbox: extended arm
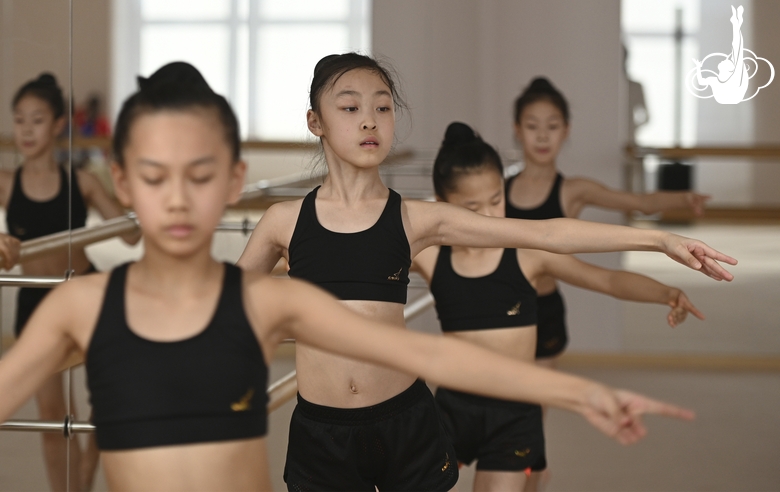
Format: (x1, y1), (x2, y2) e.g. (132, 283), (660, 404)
(405, 200), (736, 281)
(534, 251), (705, 327)
(0, 284), (78, 423)
(568, 178), (710, 217)
(260, 277), (695, 444)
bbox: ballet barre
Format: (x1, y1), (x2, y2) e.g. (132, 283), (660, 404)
(0, 293), (437, 434)
(20, 214), (140, 263)
(15, 214), (261, 264)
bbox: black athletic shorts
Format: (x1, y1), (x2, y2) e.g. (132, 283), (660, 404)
(535, 290), (568, 359)
(284, 379), (458, 491)
(14, 264), (97, 336)
(435, 387), (546, 472)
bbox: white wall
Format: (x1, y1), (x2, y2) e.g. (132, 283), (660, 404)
(751, 0), (780, 205)
(373, 0), (627, 352)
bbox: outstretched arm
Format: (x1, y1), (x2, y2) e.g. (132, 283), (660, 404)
(568, 178), (710, 217)
(260, 277), (695, 444)
(405, 200), (736, 281)
(0, 283), (79, 423)
(532, 251), (705, 327)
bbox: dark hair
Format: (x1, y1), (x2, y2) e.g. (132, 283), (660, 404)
(513, 77), (569, 124)
(433, 122), (503, 198)
(12, 73), (65, 120)
(309, 53), (407, 114)
(113, 62), (240, 166)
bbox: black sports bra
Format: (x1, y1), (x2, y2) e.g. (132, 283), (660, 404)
(86, 263), (268, 450)
(430, 246), (537, 332)
(505, 172), (566, 220)
(288, 186), (411, 304)
(6, 165), (88, 241)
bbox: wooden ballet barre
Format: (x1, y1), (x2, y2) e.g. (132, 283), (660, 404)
(239, 170), (326, 202)
(627, 145), (780, 159)
(17, 215), (260, 263)
(20, 214), (139, 263)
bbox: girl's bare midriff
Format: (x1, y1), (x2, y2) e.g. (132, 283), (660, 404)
(445, 324), (537, 365)
(295, 299), (417, 408)
(101, 437), (271, 491)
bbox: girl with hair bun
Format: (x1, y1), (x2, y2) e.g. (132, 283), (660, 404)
(2, 72), (138, 491)
(1, 62), (699, 491)
(508, 76), (710, 362)
(508, 76), (713, 490)
(414, 121), (705, 491)
(238, 53), (734, 491)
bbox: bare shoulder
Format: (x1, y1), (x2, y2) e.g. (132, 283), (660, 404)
(262, 198), (304, 225)
(40, 272), (110, 340)
(401, 198), (443, 226)
(401, 197), (434, 215)
(53, 272), (110, 307)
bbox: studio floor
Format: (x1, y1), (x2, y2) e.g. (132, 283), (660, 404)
(0, 219), (778, 491)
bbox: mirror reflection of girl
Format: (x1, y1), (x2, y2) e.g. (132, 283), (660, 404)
(0, 62), (699, 491)
(506, 77), (715, 489)
(506, 78), (711, 363)
(1, 73), (139, 491)
(238, 53), (735, 491)
(413, 122), (706, 492)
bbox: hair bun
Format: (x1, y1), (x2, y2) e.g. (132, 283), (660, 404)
(35, 73), (59, 87)
(527, 77), (556, 93)
(139, 62), (213, 94)
(443, 122), (479, 147)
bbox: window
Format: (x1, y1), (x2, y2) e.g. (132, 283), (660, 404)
(112, 0), (371, 141)
(622, 0), (700, 147)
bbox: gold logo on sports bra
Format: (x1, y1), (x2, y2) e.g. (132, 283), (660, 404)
(515, 448), (531, 457)
(441, 452), (451, 472)
(231, 388), (255, 412)
(387, 268), (403, 281)
(507, 302), (521, 316)
(544, 337), (561, 349)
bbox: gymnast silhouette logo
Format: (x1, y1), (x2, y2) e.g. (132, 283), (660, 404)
(687, 5), (774, 104)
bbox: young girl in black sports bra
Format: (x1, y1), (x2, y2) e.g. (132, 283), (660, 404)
(1, 73), (139, 491)
(237, 53), (735, 491)
(506, 77), (711, 362)
(413, 122), (706, 492)
(0, 62), (702, 491)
